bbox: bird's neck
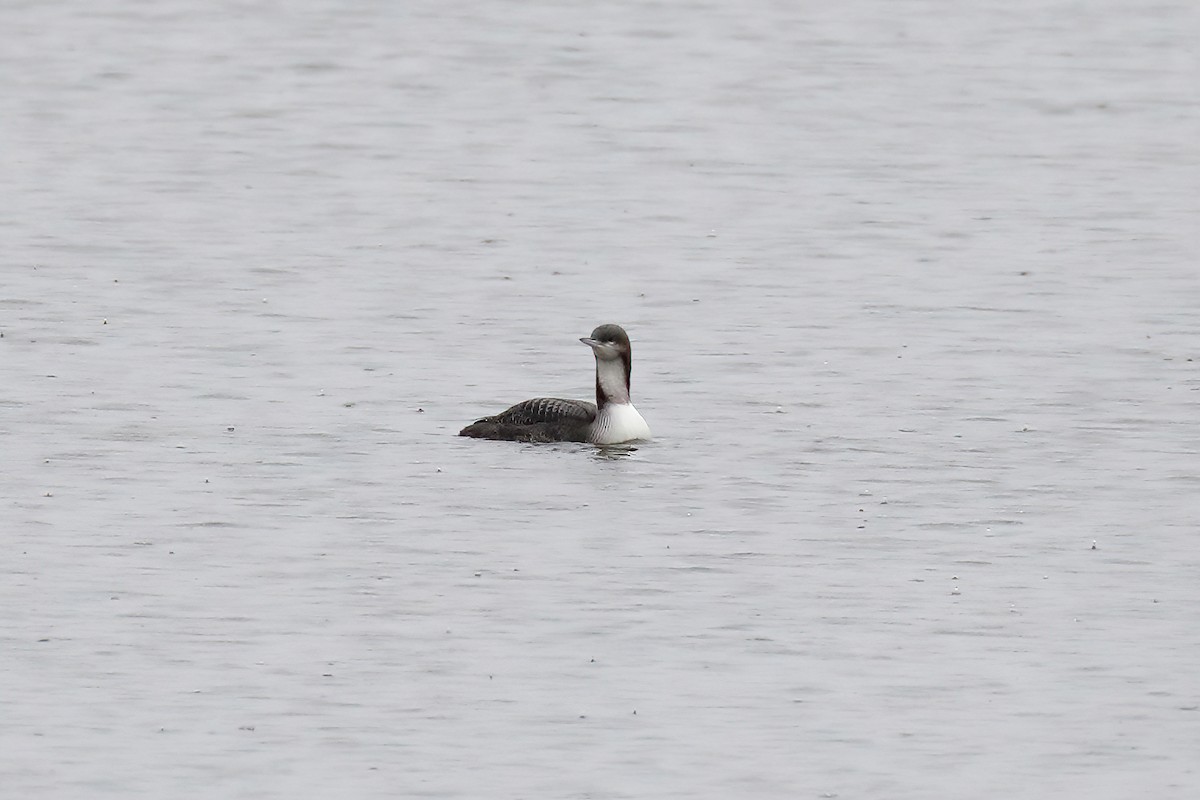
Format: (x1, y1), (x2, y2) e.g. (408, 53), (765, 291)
(595, 357), (630, 410)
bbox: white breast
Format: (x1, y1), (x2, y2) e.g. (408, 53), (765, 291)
(589, 402), (651, 445)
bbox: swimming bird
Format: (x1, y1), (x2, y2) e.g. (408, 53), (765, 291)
(459, 324), (651, 444)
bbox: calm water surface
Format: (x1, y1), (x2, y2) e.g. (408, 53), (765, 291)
(2, 0), (1198, 797)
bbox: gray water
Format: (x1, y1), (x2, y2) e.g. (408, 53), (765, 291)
(3, 0), (1198, 797)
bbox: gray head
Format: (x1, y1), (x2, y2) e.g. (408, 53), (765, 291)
(580, 324), (631, 361)
(580, 324), (634, 408)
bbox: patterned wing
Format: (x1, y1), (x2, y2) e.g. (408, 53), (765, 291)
(489, 398), (596, 425)
(460, 397), (598, 442)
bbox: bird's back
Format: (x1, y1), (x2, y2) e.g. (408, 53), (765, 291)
(459, 397), (597, 442)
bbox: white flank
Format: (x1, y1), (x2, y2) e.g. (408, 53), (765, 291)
(589, 402), (651, 445)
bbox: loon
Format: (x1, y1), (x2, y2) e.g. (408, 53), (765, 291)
(459, 324), (651, 444)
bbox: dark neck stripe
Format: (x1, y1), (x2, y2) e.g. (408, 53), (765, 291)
(595, 354), (632, 411)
